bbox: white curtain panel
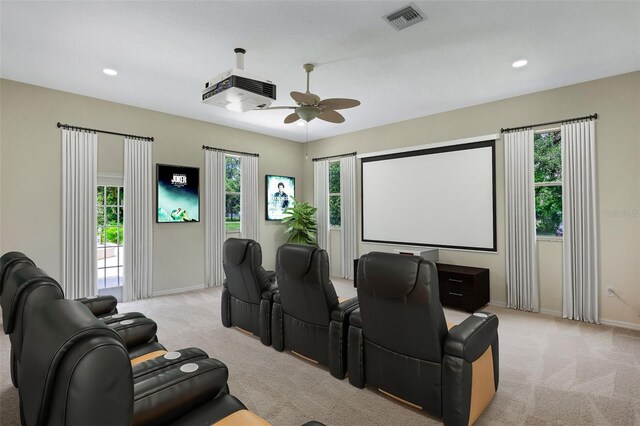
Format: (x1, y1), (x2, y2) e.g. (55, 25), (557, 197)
(61, 129), (98, 299)
(240, 155), (259, 241)
(504, 129), (539, 312)
(123, 138), (153, 302)
(561, 120), (599, 323)
(313, 160), (330, 251)
(340, 155), (357, 279)
(204, 150), (226, 287)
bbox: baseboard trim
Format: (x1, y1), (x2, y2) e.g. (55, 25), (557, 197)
(490, 300), (640, 330)
(600, 318), (640, 331)
(539, 308), (562, 317)
(152, 284), (205, 297)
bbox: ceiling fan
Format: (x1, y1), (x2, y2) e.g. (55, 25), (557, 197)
(260, 63), (360, 124)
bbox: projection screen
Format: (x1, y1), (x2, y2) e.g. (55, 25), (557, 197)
(361, 140), (496, 251)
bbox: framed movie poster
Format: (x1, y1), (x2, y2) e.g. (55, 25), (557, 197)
(157, 164), (200, 223)
(266, 175), (295, 221)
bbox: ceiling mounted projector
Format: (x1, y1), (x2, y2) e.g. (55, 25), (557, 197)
(201, 48), (276, 113)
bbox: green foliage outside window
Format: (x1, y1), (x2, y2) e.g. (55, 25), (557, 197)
(97, 185), (124, 244)
(225, 157), (241, 193)
(534, 132), (562, 183)
(329, 161), (341, 227)
(225, 156), (241, 231)
(329, 195), (341, 227)
(534, 132), (563, 236)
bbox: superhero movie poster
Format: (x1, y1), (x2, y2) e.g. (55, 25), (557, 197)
(157, 164), (199, 223)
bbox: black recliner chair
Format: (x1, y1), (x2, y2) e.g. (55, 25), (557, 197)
(0, 251), (118, 317)
(348, 252), (499, 426)
(2, 263), (164, 388)
(272, 244), (358, 379)
(20, 298), (327, 426)
(19, 299), (230, 426)
(221, 238), (277, 345)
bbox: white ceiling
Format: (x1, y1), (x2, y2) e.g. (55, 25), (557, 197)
(1, 1), (639, 142)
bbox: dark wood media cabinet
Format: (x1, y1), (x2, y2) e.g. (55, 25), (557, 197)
(436, 263), (490, 312)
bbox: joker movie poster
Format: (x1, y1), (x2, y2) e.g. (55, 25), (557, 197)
(157, 164), (199, 223)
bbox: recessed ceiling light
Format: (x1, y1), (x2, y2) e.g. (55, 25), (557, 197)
(103, 68), (118, 76)
(512, 60), (528, 68)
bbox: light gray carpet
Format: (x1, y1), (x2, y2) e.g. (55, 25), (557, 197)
(1, 279), (639, 425)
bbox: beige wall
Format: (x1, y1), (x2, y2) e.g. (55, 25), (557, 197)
(303, 71), (640, 327)
(0, 79), (303, 294)
(2, 73), (638, 327)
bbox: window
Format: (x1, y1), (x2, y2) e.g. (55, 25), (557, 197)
(225, 155), (241, 232)
(534, 131), (563, 238)
(97, 185), (124, 300)
(329, 161), (341, 227)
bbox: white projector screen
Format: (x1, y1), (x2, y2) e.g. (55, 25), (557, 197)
(361, 140), (496, 252)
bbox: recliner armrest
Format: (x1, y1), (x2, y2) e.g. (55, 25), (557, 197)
(76, 295), (118, 317)
(330, 298), (359, 322)
(261, 269), (276, 285)
(134, 358), (229, 426)
(444, 312), (498, 362)
(348, 308), (361, 327)
(108, 317), (158, 350)
(261, 282), (278, 301)
(273, 292), (281, 304)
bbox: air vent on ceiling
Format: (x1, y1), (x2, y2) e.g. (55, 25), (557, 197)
(384, 3), (425, 31)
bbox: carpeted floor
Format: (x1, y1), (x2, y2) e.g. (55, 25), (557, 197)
(1, 279), (639, 425)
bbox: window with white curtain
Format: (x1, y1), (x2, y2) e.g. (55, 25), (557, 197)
(329, 160), (341, 227)
(97, 185), (124, 301)
(225, 155), (241, 234)
(534, 130), (563, 238)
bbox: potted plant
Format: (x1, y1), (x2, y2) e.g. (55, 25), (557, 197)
(281, 198), (318, 245)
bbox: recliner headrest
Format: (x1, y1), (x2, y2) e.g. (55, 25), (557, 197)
(0, 251), (35, 295)
(277, 244), (318, 277)
(359, 252), (422, 298)
(2, 265), (64, 334)
(224, 238), (253, 265)
(19, 299), (127, 426)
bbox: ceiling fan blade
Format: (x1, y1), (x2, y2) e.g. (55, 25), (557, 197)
(259, 106), (297, 110)
(318, 98), (361, 110)
(317, 109), (345, 124)
(284, 112), (300, 124)
(291, 91), (316, 105)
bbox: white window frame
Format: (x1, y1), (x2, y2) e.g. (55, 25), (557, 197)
(534, 128), (563, 241)
(96, 182), (125, 292)
(225, 154), (241, 235)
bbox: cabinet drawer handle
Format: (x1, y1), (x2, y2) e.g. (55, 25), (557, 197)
(448, 278), (464, 283)
(449, 292), (464, 297)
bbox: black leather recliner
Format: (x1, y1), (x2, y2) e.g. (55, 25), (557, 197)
(20, 298), (327, 426)
(272, 244), (358, 379)
(222, 238), (277, 345)
(1, 263), (164, 388)
(19, 299), (230, 426)
(348, 252), (499, 426)
(0, 251), (119, 316)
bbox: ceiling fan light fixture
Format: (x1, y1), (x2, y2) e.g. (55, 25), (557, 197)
(296, 105), (322, 122)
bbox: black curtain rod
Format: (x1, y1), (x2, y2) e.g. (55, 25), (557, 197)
(202, 145), (259, 157)
(312, 151), (357, 162)
(500, 113), (598, 133)
(57, 122), (154, 141)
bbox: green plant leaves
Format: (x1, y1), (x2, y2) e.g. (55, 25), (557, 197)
(281, 198), (318, 245)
